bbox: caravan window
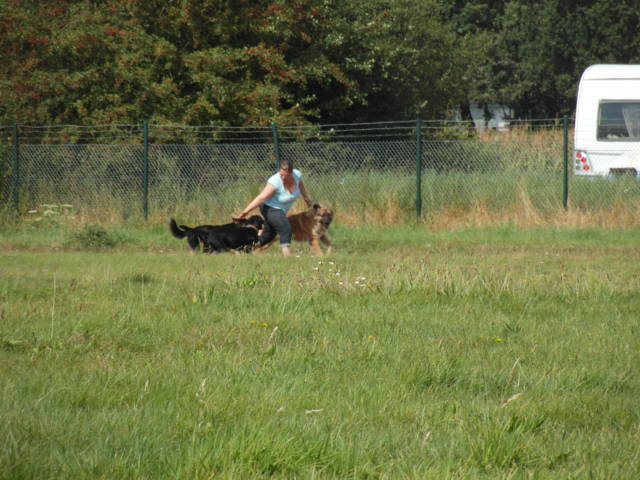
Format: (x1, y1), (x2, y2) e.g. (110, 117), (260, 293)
(597, 101), (640, 141)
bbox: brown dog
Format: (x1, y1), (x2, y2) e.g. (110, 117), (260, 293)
(258, 204), (333, 256)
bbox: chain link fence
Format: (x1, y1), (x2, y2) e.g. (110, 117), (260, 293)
(0, 126), (14, 211)
(1, 119), (639, 225)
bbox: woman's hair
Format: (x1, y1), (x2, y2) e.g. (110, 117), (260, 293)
(279, 160), (294, 173)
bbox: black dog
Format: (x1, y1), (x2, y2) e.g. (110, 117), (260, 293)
(169, 215), (264, 253)
(204, 223), (261, 253)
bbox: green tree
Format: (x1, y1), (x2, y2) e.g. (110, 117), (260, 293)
(1, 0), (366, 126)
(0, 0), (469, 126)
(0, 0), (183, 125)
(314, 0), (469, 122)
(173, 0), (357, 125)
(442, 0), (640, 118)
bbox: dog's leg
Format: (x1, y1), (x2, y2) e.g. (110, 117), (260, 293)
(309, 238), (323, 256)
(253, 237), (277, 253)
(320, 235), (332, 255)
(209, 237), (228, 253)
(187, 234), (200, 252)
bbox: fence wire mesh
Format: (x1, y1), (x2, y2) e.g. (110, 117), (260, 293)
(1, 119), (638, 224)
(1, 126), (15, 209)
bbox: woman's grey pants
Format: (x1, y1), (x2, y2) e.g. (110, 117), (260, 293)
(259, 205), (292, 247)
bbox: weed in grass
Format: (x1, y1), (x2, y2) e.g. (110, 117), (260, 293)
(66, 224), (121, 249)
(130, 272), (154, 284)
(468, 414), (544, 470)
(404, 360), (461, 391)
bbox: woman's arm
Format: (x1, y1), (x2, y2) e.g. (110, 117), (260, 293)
(299, 180), (312, 207)
(235, 183), (277, 219)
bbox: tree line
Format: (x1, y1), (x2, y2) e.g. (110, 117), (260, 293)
(2, 0), (639, 127)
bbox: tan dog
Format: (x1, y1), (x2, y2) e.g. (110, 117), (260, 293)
(258, 204), (333, 256)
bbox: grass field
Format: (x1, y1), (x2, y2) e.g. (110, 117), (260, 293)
(1, 220), (640, 478)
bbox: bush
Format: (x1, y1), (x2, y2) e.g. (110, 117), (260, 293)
(67, 224), (121, 249)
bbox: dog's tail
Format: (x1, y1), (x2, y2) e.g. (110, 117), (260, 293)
(169, 218), (187, 239)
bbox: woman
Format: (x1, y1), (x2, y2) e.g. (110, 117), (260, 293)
(235, 160), (312, 256)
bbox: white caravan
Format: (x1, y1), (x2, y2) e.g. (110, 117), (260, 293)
(574, 64), (640, 177)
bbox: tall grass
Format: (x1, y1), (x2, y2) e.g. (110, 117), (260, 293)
(6, 127), (640, 228)
(1, 224), (640, 478)
(14, 173), (640, 231)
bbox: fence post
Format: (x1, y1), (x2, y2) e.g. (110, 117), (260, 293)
(11, 123), (20, 212)
(143, 120), (149, 220)
(271, 122), (281, 169)
(562, 114), (569, 209)
(415, 118), (423, 220)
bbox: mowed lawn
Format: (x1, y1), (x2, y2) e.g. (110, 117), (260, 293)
(1, 223), (639, 479)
